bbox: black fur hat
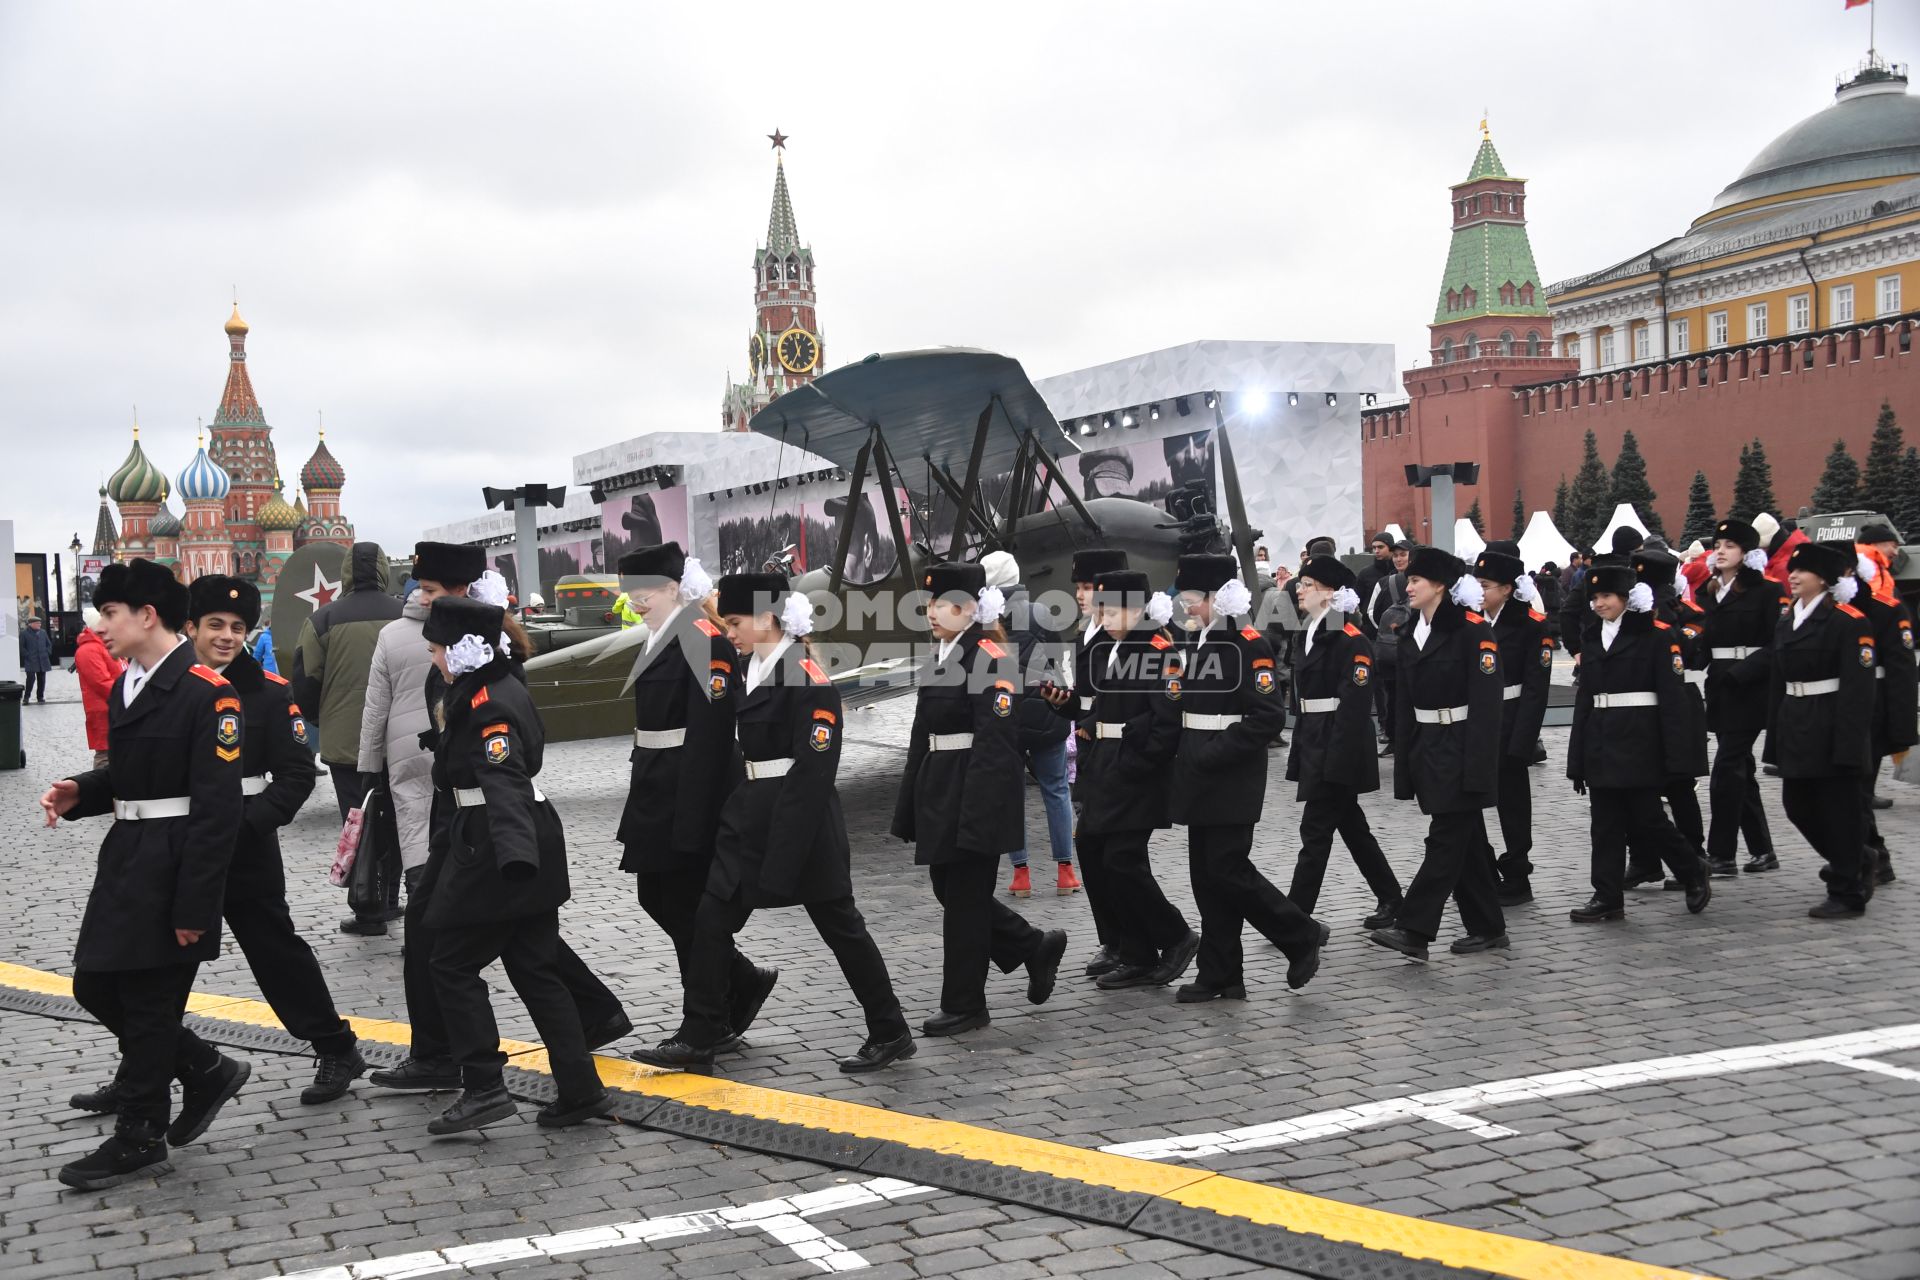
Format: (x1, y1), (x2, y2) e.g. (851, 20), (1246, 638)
(93, 559), (188, 630)
(1174, 554), (1237, 593)
(413, 541), (487, 587)
(1070, 549), (1129, 583)
(423, 595), (504, 647)
(618, 541), (687, 584)
(187, 574), (261, 630)
(716, 572), (788, 619)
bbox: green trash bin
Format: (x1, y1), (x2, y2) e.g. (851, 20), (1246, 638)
(0, 681), (22, 771)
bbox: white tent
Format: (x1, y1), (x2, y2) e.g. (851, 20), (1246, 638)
(1595, 503), (1652, 550)
(1453, 519), (1486, 560)
(1516, 510), (1577, 572)
(1382, 523), (1408, 545)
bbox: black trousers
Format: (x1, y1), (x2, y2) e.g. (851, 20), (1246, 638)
(1590, 786), (1701, 906)
(677, 891), (907, 1050)
(637, 867), (760, 999)
(1189, 824), (1317, 987)
(1707, 726), (1774, 860)
(1862, 758), (1890, 861)
(1375, 670), (1397, 742)
(1291, 786), (1402, 915)
(1074, 816), (1123, 951)
(1628, 780), (1708, 879)
(928, 857), (1044, 1016)
(226, 893), (357, 1057)
(73, 964), (222, 1126)
(1783, 775), (1868, 909)
(1489, 755), (1534, 882)
(23, 670), (46, 701)
(431, 910), (602, 1101)
(1396, 810), (1504, 943)
(404, 861), (625, 1062)
(1076, 829), (1190, 966)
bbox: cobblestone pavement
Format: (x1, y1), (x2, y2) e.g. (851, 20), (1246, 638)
(5, 668), (1919, 1278)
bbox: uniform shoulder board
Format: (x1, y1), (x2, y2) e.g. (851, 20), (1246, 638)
(1681, 599), (1705, 614)
(1464, 610), (1485, 624)
(694, 617), (722, 637)
(1778, 595), (1793, 606)
(1653, 619), (1671, 630)
(263, 670), (290, 686)
(470, 686), (491, 709)
(1838, 603), (1866, 619)
(1149, 633), (1173, 650)
(1342, 622), (1361, 637)
(977, 637), (1007, 659)
(188, 664), (229, 687)
(1241, 626), (1263, 642)
(800, 657), (830, 685)
(1527, 607), (1546, 622)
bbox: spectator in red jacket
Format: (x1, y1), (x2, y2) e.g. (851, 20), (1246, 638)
(72, 610), (122, 768)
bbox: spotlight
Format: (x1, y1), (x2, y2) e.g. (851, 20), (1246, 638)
(1204, 392), (1218, 409)
(1325, 392), (1338, 407)
(1149, 404), (1160, 420)
(1078, 420), (1095, 436)
(1364, 393), (1378, 407)
(1240, 390), (1270, 413)
(590, 483), (607, 503)
(1286, 393), (1299, 408)
(1174, 397), (1191, 418)
(1121, 411), (1136, 428)
(1102, 415), (1114, 429)
(727, 488), (734, 497)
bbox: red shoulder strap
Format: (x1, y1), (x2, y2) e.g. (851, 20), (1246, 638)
(1464, 610), (1485, 624)
(188, 664), (229, 687)
(800, 657), (829, 685)
(1149, 633), (1172, 650)
(1241, 626), (1262, 642)
(470, 686), (491, 709)
(263, 670), (289, 685)
(1653, 619), (1671, 630)
(1838, 603), (1866, 619)
(1343, 622), (1361, 637)
(694, 616), (721, 637)
(977, 637), (1007, 659)
(1527, 608), (1546, 622)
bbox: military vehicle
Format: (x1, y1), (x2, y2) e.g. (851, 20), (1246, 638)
(1797, 510), (1919, 604)
(521, 573), (622, 656)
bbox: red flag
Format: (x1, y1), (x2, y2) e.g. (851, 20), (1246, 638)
(1847, 0), (1872, 9)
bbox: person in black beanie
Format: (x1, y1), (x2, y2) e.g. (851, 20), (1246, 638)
(1470, 544), (1555, 905)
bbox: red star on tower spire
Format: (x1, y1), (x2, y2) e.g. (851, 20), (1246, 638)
(767, 128), (788, 151)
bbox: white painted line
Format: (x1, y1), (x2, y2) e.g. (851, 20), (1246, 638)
(1105, 1022), (1920, 1160)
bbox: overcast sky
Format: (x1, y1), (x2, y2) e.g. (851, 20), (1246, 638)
(3, 0), (1912, 572)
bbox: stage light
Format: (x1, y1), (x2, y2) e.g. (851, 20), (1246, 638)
(1121, 411), (1136, 428)
(1325, 392), (1338, 407)
(1240, 390), (1270, 413)
(1174, 397), (1191, 417)
(1149, 404), (1160, 420)
(589, 483), (607, 503)
(1078, 419), (1095, 436)
(1204, 392), (1218, 409)
(1286, 392), (1299, 408)
(1102, 415), (1114, 429)
(1364, 393), (1378, 406)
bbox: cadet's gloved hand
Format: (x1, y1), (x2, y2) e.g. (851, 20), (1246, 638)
(1571, 777), (1587, 796)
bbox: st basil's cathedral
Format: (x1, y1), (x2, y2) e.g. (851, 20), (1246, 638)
(90, 305), (354, 610)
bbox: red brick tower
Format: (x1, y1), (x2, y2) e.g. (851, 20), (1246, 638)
(206, 304), (282, 581)
(723, 131), (824, 431)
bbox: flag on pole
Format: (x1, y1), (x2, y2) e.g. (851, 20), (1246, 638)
(1846, 0), (1871, 10)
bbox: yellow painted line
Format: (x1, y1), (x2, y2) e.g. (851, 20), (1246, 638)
(0, 960), (1715, 1280)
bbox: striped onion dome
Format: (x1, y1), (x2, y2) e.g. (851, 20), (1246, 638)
(301, 432), (345, 491)
(106, 429), (167, 504)
(149, 503), (182, 539)
(257, 479), (302, 531)
(178, 437), (232, 501)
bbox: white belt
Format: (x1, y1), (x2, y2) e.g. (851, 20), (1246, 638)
(453, 786), (546, 807)
(1501, 684), (1522, 701)
(1876, 666), (1886, 680)
(928, 732), (974, 751)
(1181, 713), (1240, 730)
(1591, 692), (1658, 709)
(1413, 705), (1469, 725)
(112, 796), (190, 821)
(1684, 670), (1706, 688)
(1078, 695), (1094, 713)
(1297, 697), (1339, 714)
(1784, 679), (1840, 698)
(1093, 722), (1125, 739)
(1711, 646), (1757, 660)
(241, 776), (269, 796)
(744, 757), (794, 780)
(634, 727), (687, 749)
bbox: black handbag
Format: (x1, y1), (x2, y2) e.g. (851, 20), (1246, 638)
(346, 786), (397, 914)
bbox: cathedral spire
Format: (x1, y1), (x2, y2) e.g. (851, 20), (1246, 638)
(766, 138), (800, 256)
(216, 302), (265, 426)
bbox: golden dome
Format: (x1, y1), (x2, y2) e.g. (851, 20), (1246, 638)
(225, 304), (249, 337)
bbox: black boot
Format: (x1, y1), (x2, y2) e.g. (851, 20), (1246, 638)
(1876, 852), (1897, 886)
(1367, 927), (1429, 961)
(1026, 930), (1068, 1005)
(167, 1056), (251, 1146)
(628, 1040), (716, 1073)
(1082, 944), (1121, 978)
(728, 966), (780, 1041)
(837, 1032), (916, 1074)
(369, 1057), (462, 1091)
(537, 1090), (614, 1128)
(1685, 875), (1712, 915)
(1495, 879), (1533, 906)
(582, 1013), (634, 1054)
(1146, 930), (1202, 986)
(1361, 899), (1400, 930)
(1569, 897), (1625, 923)
(428, 1084), (518, 1134)
(68, 1079), (132, 1115)
(301, 1049), (368, 1104)
(58, 1119), (171, 1190)
(1744, 851), (1780, 873)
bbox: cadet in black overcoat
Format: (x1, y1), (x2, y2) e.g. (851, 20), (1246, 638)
(634, 573), (913, 1075)
(1368, 549), (1509, 962)
(1469, 546), (1555, 905)
(1167, 555), (1321, 1001)
(1285, 557), (1402, 927)
(1565, 566), (1712, 922)
(612, 543), (774, 1045)
(182, 576), (364, 1103)
(417, 596), (612, 1134)
(1696, 518), (1784, 875)
(1043, 570), (1197, 989)
(1063, 548), (1130, 975)
(893, 562), (1066, 1034)
(1852, 526), (1919, 888)
(1622, 550), (1712, 887)
(1764, 541), (1880, 918)
(1559, 527), (1645, 660)
(41, 560), (250, 1189)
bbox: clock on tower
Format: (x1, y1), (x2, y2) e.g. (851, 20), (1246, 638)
(722, 131), (825, 431)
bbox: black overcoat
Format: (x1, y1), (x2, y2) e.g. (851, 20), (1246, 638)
(223, 648), (319, 901)
(1286, 617), (1381, 800)
(1566, 611), (1693, 790)
(1490, 603), (1554, 758)
(891, 627), (1025, 864)
(1075, 625), (1182, 835)
(1169, 619), (1285, 826)
(615, 609), (742, 872)
(1696, 566), (1784, 737)
(1763, 596), (1877, 778)
(1392, 601), (1503, 814)
(1855, 587), (1920, 758)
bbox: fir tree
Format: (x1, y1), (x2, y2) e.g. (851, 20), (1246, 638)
(1810, 438), (1861, 512)
(1730, 439), (1777, 521)
(1680, 470), (1717, 546)
(1861, 401), (1905, 518)
(1552, 475), (1570, 536)
(1608, 430), (1663, 536)
(1567, 430), (1611, 546)
(1465, 498), (1484, 536)
(1510, 488), (1526, 540)
(1898, 447), (1920, 539)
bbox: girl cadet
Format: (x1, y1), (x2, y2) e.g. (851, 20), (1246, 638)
(631, 573), (914, 1075)
(1764, 541), (1879, 919)
(613, 542), (775, 1050)
(417, 595), (612, 1134)
(1695, 518), (1784, 876)
(892, 561), (1068, 1036)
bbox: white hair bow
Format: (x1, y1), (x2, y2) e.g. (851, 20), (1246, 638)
(470, 570), (510, 609)
(1627, 583), (1654, 613)
(1512, 573), (1540, 606)
(446, 634), (495, 676)
(1833, 576), (1860, 605)
(780, 591), (816, 637)
(1743, 548), (1769, 573)
(1214, 578), (1253, 618)
(679, 557), (714, 604)
(975, 585), (1006, 627)
(1858, 551), (1880, 582)
(1450, 573), (1485, 610)
(1330, 584), (1361, 615)
(1145, 593), (1174, 626)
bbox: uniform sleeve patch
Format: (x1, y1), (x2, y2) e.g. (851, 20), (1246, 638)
(263, 670), (289, 685)
(470, 686), (491, 709)
(1251, 656), (1275, 669)
(1860, 639), (1877, 667)
(1149, 633), (1173, 651)
(289, 706), (310, 746)
(189, 664), (230, 687)
(1672, 650), (1686, 675)
(1351, 662), (1370, 687)
(484, 731), (510, 764)
(992, 686), (1014, 716)
(710, 659), (732, 673)
(1901, 622), (1914, 649)
(809, 722), (834, 751)
(1478, 651), (1498, 675)
(800, 657), (830, 685)
(1242, 626), (1263, 641)
(1539, 644), (1554, 668)
(812, 708), (837, 725)
(214, 695), (241, 713)
(694, 616), (722, 637)
(978, 637), (1007, 659)
(1353, 653), (1372, 665)
(1478, 639), (1499, 651)
(480, 722), (510, 737)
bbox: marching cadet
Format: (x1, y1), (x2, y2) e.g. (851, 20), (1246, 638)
(633, 573), (914, 1074)
(416, 595), (612, 1133)
(1564, 565), (1713, 923)
(1168, 554), (1322, 1001)
(183, 576), (366, 1101)
(613, 543), (777, 1048)
(1764, 541), (1879, 918)
(1367, 548), (1509, 962)
(1624, 549), (1712, 889)
(1285, 556), (1403, 930)
(892, 561), (1068, 1034)
(1042, 569), (1198, 989)
(1847, 526), (1916, 889)
(1469, 544), (1554, 906)
(1696, 518), (1783, 876)
(41, 560), (251, 1189)
(1064, 548), (1130, 977)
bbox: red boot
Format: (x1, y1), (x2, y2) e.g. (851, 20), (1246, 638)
(1057, 862), (1082, 896)
(1008, 866), (1032, 898)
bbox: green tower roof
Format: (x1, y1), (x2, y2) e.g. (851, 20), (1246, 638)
(1432, 131), (1548, 327)
(1464, 136), (1507, 181)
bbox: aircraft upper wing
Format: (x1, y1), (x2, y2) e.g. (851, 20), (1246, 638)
(747, 348), (1076, 480)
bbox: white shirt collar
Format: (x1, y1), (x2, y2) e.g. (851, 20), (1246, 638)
(1304, 607), (1330, 652)
(1082, 616), (1101, 647)
(936, 634), (962, 667)
(745, 633), (796, 694)
(1484, 602), (1504, 627)
(124, 637), (189, 707)
(645, 603), (684, 655)
(1412, 611), (1433, 650)
(1792, 596), (1822, 629)
(1600, 616), (1622, 650)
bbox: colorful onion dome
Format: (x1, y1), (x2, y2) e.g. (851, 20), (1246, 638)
(178, 434), (232, 501)
(149, 504), (182, 539)
(301, 431), (345, 491)
(257, 478), (302, 531)
(106, 427), (168, 504)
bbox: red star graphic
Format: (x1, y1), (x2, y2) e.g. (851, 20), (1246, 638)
(292, 561), (342, 611)
(768, 128), (788, 151)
